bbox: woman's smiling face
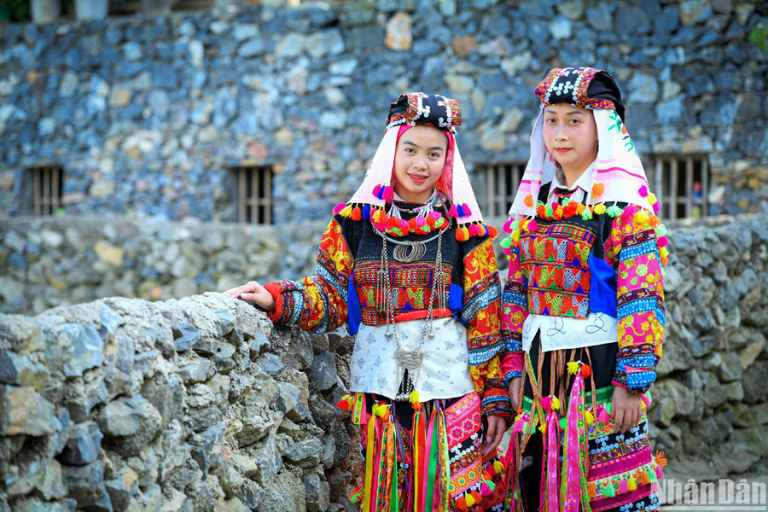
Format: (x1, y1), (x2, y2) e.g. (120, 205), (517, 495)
(392, 125), (448, 203)
(541, 103), (599, 182)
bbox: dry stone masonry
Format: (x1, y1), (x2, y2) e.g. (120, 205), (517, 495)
(0, 0), (766, 222)
(0, 293), (362, 511)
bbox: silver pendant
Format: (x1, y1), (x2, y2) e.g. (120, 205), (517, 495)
(394, 347), (425, 372)
(393, 241), (427, 263)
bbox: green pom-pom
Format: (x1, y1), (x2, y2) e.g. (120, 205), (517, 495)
(545, 205), (553, 218)
(435, 217), (445, 228)
(655, 225), (667, 237)
(501, 237), (512, 248)
(391, 228), (401, 236)
(649, 470), (658, 483)
(603, 483), (616, 498)
(562, 197), (571, 206)
(511, 220), (519, 232)
(606, 205), (623, 217)
(559, 417), (568, 431)
(421, 226), (430, 233)
(582, 209), (593, 221)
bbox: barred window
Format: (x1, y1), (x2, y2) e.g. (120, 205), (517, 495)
(24, 166), (64, 217)
(484, 162), (526, 217)
(648, 155), (709, 220)
(234, 165), (273, 225)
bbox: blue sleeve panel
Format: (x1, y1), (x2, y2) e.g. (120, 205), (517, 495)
(588, 253), (618, 318)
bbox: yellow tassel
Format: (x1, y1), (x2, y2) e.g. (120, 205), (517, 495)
(593, 203), (606, 215)
(647, 193), (657, 204)
(465, 493), (476, 507)
(339, 205), (353, 217)
(551, 397), (560, 410)
(585, 411), (594, 425)
(660, 246), (669, 258)
(371, 403), (379, 417)
(375, 404), (389, 418)
(511, 230), (520, 242)
(409, 390), (420, 405)
(567, 361), (580, 375)
(493, 460), (504, 474)
(627, 477), (638, 491)
(636, 209), (649, 224)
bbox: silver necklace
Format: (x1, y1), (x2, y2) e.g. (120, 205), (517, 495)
(374, 220), (449, 401)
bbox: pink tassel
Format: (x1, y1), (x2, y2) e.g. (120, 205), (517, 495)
(462, 203), (472, 216)
(641, 395), (651, 408)
(375, 222), (388, 232)
(527, 219), (538, 232)
(503, 219), (514, 233)
(448, 204), (458, 218)
(541, 396), (552, 411)
(653, 201), (661, 213)
(384, 186), (394, 201)
(512, 418), (524, 434)
(619, 479), (629, 493)
(333, 202), (346, 215)
(415, 217), (427, 227)
(398, 219), (409, 230)
(503, 247), (512, 257)
(481, 482), (492, 496)
(487, 464), (497, 478)
(597, 405), (610, 424)
(655, 465), (664, 479)
(470, 224), (480, 237)
(373, 184), (381, 197)
(657, 236), (669, 247)
(429, 211), (441, 220)
(639, 185), (649, 197)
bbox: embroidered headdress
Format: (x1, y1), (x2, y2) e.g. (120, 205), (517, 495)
(505, 67), (668, 264)
(333, 92), (493, 241)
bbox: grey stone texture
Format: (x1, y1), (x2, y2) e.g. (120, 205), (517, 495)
(0, 0), (764, 235)
(0, 293), (355, 511)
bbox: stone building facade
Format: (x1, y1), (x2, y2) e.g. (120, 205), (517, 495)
(0, 0), (766, 224)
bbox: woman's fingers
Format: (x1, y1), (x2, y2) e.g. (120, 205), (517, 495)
(612, 407), (624, 434)
(482, 416), (506, 456)
(223, 281), (260, 296)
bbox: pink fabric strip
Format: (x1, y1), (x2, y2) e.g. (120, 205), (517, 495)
(590, 483), (655, 512)
(562, 375), (585, 512)
(546, 410), (560, 512)
(595, 167), (647, 181)
(370, 418), (382, 512)
(420, 409), (436, 512)
(587, 445), (653, 479)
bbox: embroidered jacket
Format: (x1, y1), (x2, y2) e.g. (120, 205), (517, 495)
(501, 186), (665, 393)
(266, 206), (511, 418)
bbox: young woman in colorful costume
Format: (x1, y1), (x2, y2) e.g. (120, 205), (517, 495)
(225, 93), (513, 511)
(499, 68), (669, 512)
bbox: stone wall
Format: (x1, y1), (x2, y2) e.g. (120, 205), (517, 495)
(0, 293), (362, 511)
(0, 215), (327, 316)
(0, 0), (766, 223)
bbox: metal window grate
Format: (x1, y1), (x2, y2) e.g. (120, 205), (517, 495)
(650, 155), (709, 220)
(485, 162), (526, 217)
(30, 166), (64, 216)
(236, 165), (273, 225)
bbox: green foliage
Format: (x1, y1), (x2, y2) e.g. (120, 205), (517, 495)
(4, 0), (31, 22)
(750, 23), (767, 53)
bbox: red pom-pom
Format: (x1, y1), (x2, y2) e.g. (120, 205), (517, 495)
(351, 206), (362, 221)
(581, 365), (592, 378)
(455, 497), (468, 511)
(488, 225), (499, 239)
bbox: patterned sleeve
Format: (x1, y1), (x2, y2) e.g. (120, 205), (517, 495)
(605, 205), (665, 393)
(264, 217), (354, 334)
(500, 241), (527, 387)
(462, 236), (511, 419)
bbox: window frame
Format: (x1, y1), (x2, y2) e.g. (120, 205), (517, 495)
(26, 165), (64, 217)
(648, 154), (709, 220)
(234, 164), (273, 225)
(484, 162), (526, 218)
